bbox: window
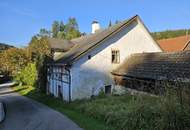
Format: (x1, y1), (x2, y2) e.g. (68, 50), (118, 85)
(111, 50), (120, 63)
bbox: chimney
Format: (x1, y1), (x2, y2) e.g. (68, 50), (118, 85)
(92, 21), (100, 34)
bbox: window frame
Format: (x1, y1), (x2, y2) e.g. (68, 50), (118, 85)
(111, 49), (120, 64)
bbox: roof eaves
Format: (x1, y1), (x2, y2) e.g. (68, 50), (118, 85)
(182, 39), (190, 51)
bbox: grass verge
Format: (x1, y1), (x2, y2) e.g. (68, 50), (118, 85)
(12, 85), (190, 130)
(12, 85), (115, 130)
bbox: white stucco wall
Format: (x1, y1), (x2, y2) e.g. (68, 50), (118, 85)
(70, 19), (162, 100)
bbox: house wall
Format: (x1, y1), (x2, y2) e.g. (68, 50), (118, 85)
(70, 20), (162, 100)
(47, 65), (70, 101)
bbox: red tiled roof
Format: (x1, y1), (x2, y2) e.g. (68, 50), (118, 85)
(157, 35), (190, 52)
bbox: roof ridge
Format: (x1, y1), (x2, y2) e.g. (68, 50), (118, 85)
(55, 15), (159, 64)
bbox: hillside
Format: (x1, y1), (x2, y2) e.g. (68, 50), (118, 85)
(151, 29), (190, 40)
(0, 42), (14, 52)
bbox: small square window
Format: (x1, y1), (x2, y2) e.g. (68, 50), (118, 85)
(111, 50), (120, 63)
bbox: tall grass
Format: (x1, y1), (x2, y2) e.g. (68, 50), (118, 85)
(74, 84), (190, 130)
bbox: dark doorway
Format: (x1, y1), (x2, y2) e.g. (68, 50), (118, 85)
(58, 85), (63, 98)
(105, 85), (111, 94)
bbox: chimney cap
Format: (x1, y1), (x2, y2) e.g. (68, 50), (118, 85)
(92, 21), (99, 24)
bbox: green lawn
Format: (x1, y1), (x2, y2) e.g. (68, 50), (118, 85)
(12, 85), (190, 130)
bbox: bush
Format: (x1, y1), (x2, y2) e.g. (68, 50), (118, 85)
(97, 88), (106, 98)
(14, 63), (37, 86)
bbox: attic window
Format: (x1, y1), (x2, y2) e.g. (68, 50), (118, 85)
(88, 55), (91, 59)
(112, 50), (120, 64)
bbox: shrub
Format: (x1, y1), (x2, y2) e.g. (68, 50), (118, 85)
(14, 63), (37, 86)
(97, 88), (106, 98)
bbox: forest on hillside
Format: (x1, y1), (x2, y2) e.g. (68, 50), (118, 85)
(151, 29), (190, 40)
(0, 43), (14, 52)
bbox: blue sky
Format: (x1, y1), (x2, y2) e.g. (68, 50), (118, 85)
(0, 0), (190, 47)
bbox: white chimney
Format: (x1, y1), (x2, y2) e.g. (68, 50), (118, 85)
(92, 21), (100, 34)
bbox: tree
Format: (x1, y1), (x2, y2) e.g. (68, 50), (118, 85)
(57, 31), (66, 39)
(0, 48), (30, 76)
(60, 21), (65, 32)
(108, 20), (112, 27)
(115, 20), (120, 24)
(37, 28), (51, 38)
(65, 17), (79, 31)
(28, 36), (51, 91)
(65, 17), (81, 40)
(151, 29), (190, 40)
(14, 63), (37, 86)
(52, 21), (60, 38)
(29, 36), (51, 61)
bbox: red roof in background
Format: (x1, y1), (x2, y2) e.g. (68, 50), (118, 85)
(157, 35), (190, 52)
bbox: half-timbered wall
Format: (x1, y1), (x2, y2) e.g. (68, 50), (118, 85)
(47, 65), (70, 101)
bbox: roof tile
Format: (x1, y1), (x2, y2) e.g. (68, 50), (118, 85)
(158, 35), (190, 52)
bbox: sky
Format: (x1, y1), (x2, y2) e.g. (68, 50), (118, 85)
(0, 0), (190, 47)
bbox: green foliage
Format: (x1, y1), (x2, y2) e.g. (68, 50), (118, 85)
(29, 36), (51, 61)
(52, 21), (60, 38)
(74, 88), (190, 130)
(14, 63), (37, 86)
(57, 31), (66, 39)
(37, 28), (51, 38)
(35, 54), (51, 92)
(28, 36), (51, 91)
(0, 43), (14, 52)
(0, 48), (30, 76)
(65, 28), (81, 40)
(38, 17), (81, 40)
(97, 88), (106, 98)
(14, 82), (190, 130)
(60, 21), (65, 32)
(152, 29), (190, 40)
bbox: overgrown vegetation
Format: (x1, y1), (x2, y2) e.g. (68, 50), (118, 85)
(0, 17), (82, 87)
(151, 29), (190, 40)
(13, 83), (190, 130)
(0, 42), (14, 52)
(0, 48), (30, 77)
(14, 63), (37, 86)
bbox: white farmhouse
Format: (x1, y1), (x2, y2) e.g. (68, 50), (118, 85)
(47, 15), (162, 101)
